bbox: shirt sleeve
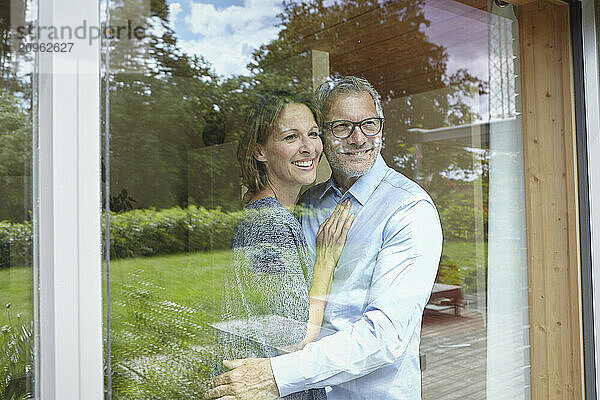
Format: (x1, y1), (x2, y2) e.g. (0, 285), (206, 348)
(270, 198), (443, 395)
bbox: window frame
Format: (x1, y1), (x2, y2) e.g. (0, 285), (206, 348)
(35, 0), (103, 397)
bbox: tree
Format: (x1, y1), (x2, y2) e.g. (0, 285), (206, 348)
(0, 92), (31, 222)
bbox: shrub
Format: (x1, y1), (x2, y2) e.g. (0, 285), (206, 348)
(0, 206), (241, 265)
(104, 206), (241, 259)
(0, 222), (32, 268)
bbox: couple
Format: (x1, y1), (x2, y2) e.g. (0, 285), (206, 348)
(208, 76), (443, 400)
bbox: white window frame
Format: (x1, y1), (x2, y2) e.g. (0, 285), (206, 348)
(29, 0), (600, 398)
(36, 0), (103, 398)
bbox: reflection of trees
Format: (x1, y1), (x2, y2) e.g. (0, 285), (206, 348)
(0, 93), (31, 221)
(0, 0), (491, 237)
(254, 0), (489, 241)
(0, 0), (483, 233)
(0, 0), (33, 223)
(0, 0), (31, 93)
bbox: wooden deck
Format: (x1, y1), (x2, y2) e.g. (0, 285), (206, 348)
(421, 307), (487, 399)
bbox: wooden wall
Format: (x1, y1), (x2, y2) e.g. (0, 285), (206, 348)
(519, 1), (584, 398)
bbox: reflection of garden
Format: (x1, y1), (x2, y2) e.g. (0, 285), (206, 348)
(0, 0), (493, 398)
(0, 237), (482, 398)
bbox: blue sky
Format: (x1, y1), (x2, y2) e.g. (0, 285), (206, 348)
(166, 0), (283, 77)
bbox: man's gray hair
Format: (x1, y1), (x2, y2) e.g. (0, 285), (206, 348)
(314, 76), (384, 120)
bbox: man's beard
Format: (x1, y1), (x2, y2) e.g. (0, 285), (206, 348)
(324, 137), (382, 180)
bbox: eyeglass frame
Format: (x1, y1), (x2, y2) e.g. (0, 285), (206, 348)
(324, 117), (384, 139)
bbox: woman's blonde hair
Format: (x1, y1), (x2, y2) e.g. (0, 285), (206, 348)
(237, 90), (321, 196)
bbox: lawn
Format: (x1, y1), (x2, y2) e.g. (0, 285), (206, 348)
(105, 249), (230, 329)
(1, 240), (487, 333)
(0, 240), (487, 328)
(1, 241), (487, 398)
(0, 250), (231, 328)
(0, 265), (33, 327)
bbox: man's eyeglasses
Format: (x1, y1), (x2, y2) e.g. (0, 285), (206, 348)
(325, 117), (384, 139)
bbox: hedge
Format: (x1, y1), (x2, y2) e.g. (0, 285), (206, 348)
(0, 206), (242, 267)
(0, 221), (32, 268)
(106, 206), (241, 259)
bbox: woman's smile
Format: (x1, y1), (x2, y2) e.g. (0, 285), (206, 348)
(255, 102), (323, 190)
(292, 158), (316, 169)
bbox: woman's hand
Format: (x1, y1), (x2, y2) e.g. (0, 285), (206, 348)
(297, 200), (354, 347)
(280, 200), (354, 353)
(315, 199), (354, 268)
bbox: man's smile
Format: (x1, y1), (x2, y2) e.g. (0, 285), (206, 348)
(341, 148), (373, 156)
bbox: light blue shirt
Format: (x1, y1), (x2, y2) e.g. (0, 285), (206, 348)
(270, 155), (443, 400)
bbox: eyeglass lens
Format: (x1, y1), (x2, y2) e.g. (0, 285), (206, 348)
(331, 118), (382, 138)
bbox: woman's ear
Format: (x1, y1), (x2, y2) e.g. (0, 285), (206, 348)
(253, 144), (267, 163)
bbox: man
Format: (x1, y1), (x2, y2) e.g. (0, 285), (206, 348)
(207, 76), (442, 399)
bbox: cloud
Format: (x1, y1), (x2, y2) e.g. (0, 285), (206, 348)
(180, 0), (283, 76)
(169, 2), (183, 30)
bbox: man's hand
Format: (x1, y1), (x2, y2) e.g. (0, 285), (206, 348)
(205, 358), (280, 400)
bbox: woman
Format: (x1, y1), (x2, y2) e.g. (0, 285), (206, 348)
(214, 91), (353, 400)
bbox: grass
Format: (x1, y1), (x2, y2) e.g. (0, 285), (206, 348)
(0, 250), (231, 328)
(0, 241), (486, 327)
(0, 241), (486, 398)
(105, 249), (230, 330)
(0, 266), (33, 327)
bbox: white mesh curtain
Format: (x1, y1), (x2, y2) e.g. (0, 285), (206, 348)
(486, 4), (531, 400)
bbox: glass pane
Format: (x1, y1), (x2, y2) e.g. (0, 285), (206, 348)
(0, 0), (37, 398)
(103, 0), (530, 399)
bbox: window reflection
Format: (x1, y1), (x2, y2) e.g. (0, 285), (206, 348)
(0, 0), (36, 398)
(103, 0), (528, 398)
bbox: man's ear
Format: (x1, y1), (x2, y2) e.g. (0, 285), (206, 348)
(253, 145), (267, 163)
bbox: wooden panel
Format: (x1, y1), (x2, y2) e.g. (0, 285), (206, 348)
(519, 1), (584, 399)
(503, 0), (537, 6)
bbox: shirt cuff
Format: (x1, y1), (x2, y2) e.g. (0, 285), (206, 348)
(270, 351), (306, 397)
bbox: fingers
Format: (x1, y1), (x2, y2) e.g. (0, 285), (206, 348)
(204, 384), (226, 399)
(210, 371), (232, 388)
(317, 202), (341, 238)
(316, 217), (328, 238)
(223, 358), (246, 370)
(318, 200), (352, 244)
(327, 199), (350, 235)
(205, 383), (237, 400)
(333, 200), (351, 233)
(341, 213), (355, 240)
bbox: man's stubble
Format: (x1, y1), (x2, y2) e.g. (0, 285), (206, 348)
(323, 135), (383, 180)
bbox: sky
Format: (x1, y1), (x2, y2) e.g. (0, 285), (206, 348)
(167, 0), (284, 77)
(167, 0), (491, 81)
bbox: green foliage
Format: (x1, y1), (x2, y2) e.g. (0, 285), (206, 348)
(0, 222), (32, 268)
(0, 305), (34, 400)
(105, 206), (241, 259)
(108, 270), (213, 399)
(441, 240), (488, 294)
(436, 256), (461, 286)
(0, 93), (32, 223)
(0, 206), (241, 264)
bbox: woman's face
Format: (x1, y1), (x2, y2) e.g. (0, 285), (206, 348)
(255, 103), (323, 191)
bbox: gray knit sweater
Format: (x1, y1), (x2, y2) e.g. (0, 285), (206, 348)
(215, 197), (326, 400)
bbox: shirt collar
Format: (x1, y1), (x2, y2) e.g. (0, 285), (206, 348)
(318, 154), (388, 205)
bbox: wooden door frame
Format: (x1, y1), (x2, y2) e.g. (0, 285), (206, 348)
(519, 0), (593, 398)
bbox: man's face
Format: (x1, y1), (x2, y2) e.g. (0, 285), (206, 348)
(323, 92), (382, 179)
